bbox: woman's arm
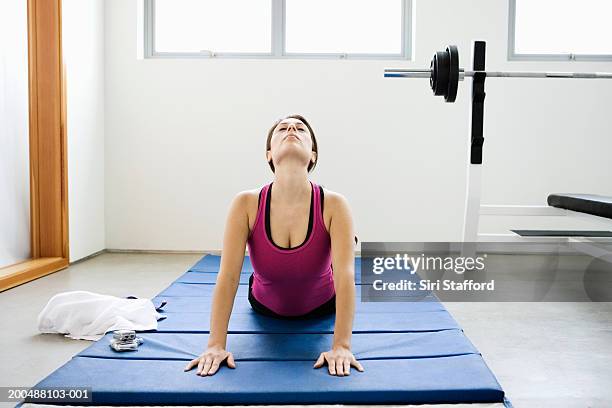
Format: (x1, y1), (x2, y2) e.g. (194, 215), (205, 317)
(314, 193), (364, 376)
(208, 192), (251, 348)
(184, 192), (251, 376)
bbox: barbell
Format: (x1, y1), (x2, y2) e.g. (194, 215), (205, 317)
(384, 45), (612, 102)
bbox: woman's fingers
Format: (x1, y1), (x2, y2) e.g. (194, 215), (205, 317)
(226, 352), (236, 369)
(196, 358), (206, 375)
(199, 357), (213, 376)
(342, 359), (351, 376)
(314, 351), (363, 376)
(327, 358), (337, 376)
(187, 351), (237, 376)
(209, 352), (237, 374)
(351, 356), (365, 372)
(208, 358), (222, 375)
(184, 358), (198, 372)
(313, 352), (326, 368)
(334, 360), (345, 377)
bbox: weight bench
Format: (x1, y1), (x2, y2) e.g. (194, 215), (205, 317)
(548, 194), (612, 222)
(28, 255), (512, 406)
(508, 194), (612, 239)
(465, 193), (612, 271)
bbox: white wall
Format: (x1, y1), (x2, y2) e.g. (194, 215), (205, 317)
(104, 0), (612, 251)
(63, 0), (106, 261)
(0, 0), (30, 266)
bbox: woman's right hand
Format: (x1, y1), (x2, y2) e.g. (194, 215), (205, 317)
(184, 346), (236, 376)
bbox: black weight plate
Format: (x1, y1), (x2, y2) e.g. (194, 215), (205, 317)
(432, 50), (449, 97)
(445, 45), (459, 102)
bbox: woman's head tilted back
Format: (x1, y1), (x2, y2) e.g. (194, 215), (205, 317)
(266, 114), (318, 174)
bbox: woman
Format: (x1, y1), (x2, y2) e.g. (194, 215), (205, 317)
(184, 114), (364, 377)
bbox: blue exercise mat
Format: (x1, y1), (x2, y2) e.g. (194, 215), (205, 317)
(154, 310), (460, 334)
(158, 282), (248, 297)
(30, 254), (509, 406)
(151, 295), (446, 313)
(157, 281), (429, 299)
(34, 355), (504, 405)
(78, 331), (478, 361)
(189, 255), (254, 273)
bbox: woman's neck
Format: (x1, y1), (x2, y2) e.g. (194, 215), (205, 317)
(272, 164), (311, 202)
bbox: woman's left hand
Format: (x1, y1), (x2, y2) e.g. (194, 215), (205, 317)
(313, 346), (364, 376)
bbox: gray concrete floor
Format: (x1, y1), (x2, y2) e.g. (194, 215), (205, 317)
(1, 252), (611, 408)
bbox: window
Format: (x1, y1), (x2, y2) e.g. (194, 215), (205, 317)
(153, 0), (272, 54)
(509, 0), (612, 60)
(145, 0), (411, 59)
(285, 0), (403, 56)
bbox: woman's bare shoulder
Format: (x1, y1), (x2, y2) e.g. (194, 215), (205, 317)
(232, 189), (261, 205)
(231, 189), (264, 218)
(320, 187), (355, 242)
(320, 187), (351, 212)
(234, 188), (260, 199)
(320, 187), (348, 202)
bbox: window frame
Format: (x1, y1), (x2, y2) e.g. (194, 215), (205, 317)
(508, 0), (612, 61)
(144, 0), (412, 60)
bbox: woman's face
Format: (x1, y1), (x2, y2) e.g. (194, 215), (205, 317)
(267, 118), (315, 171)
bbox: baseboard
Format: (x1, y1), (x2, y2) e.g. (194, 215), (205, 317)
(106, 248), (212, 255)
(92, 249), (364, 257)
(69, 249), (107, 265)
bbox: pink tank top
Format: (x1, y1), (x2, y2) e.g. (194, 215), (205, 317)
(247, 181), (335, 316)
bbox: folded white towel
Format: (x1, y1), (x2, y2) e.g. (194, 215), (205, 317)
(38, 291), (163, 340)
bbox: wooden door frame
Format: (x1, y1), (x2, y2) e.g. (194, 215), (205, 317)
(0, 0), (69, 291)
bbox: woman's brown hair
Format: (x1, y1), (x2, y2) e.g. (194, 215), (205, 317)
(266, 114), (318, 173)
